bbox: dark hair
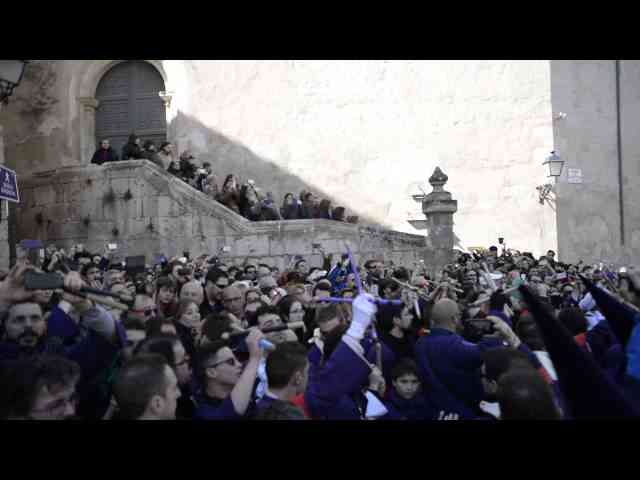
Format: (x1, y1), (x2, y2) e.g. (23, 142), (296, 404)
(256, 304), (280, 320)
(390, 358), (420, 382)
(393, 267), (410, 282)
(480, 348), (533, 382)
(294, 259), (307, 269)
(136, 334), (181, 366)
(145, 316), (176, 338)
(156, 275), (177, 294)
(318, 199), (331, 216)
(223, 174), (235, 188)
(244, 264), (257, 274)
(276, 295), (301, 321)
(303, 192), (313, 202)
(196, 341), (227, 385)
(143, 140), (155, 150)
(489, 290), (510, 311)
(313, 280), (332, 297)
(201, 312), (233, 343)
(254, 399), (306, 420)
(364, 260), (377, 270)
(113, 354), (169, 420)
(515, 313), (546, 351)
(266, 342), (308, 389)
(81, 263), (101, 277)
(206, 267), (228, 286)
(497, 368), (560, 420)
(0, 355), (80, 419)
(159, 141), (171, 150)
(315, 303), (340, 325)
(286, 272), (303, 285)
(321, 324), (349, 364)
(558, 307), (587, 336)
(332, 206), (346, 221)
(376, 302), (404, 333)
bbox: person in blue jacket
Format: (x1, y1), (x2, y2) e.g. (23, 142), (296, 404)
(193, 328), (264, 420)
(414, 298), (524, 419)
(304, 293), (390, 420)
(0, 265), (126, 419)
(383, 358), (435, 420)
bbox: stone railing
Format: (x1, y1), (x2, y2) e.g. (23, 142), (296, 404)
(15, 160), (429, 269)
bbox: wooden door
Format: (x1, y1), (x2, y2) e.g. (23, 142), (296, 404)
(95, 61), (167, 158)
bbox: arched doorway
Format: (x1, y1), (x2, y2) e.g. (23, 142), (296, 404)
(95, 61), (167, 158)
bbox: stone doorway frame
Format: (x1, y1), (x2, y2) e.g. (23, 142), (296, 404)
(75, 60), (172, 164)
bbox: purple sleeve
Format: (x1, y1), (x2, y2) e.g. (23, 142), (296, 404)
(47, 305), (81, 341)
(305, 340), (371, 415)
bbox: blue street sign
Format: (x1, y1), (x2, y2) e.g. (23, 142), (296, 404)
(0, 165), (19, 203)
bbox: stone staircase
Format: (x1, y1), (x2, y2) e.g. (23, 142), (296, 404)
(16, 160), (429, 270)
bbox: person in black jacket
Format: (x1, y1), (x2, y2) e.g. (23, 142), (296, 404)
(141, 140), (163, 168)
(91, 139), (119, 165)
(121, 133), (144, 160)
(281, 193), (300, 220)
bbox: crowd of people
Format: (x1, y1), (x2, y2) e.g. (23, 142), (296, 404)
(2, 237), (640, 421)
(91, 134), (357, 223)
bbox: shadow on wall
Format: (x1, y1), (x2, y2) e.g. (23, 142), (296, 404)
(167, 110), (401, 235)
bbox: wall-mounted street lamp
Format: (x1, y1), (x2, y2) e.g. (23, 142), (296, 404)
(0, 60), (29, 104)
(536, 151), (565, 204)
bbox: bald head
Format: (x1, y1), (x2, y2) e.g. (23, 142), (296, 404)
(180, 280), (204, 306)
(222, 285), (244, 317)
(430, 298), (460, 330)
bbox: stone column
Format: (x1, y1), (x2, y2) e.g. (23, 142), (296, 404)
(0, 122), (8, 270)
(78, 97), (99, 165)
(422, 167), (458, 274)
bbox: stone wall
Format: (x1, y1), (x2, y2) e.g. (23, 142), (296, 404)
(0, 60), (557, 258)
(15, 161), (428, 271)
(551, 60), (640, 265)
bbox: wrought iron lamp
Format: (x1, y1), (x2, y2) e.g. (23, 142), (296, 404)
(0, 60), (28, 104)
(536, 151), (565, 204)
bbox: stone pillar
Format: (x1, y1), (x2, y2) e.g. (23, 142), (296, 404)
(78, 97), (99, 165)
(0, 122), (8, 270)
(422, 167), (458, 274)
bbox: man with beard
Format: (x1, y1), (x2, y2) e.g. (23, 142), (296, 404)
(0, 264), (126, 419)
(1, 302), (47, 356)
(364, 259), (384, 292)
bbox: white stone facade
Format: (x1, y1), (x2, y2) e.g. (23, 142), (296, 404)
(1, 60), (559, 262)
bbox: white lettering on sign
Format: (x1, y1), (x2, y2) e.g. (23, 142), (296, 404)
(567, 168), (583, 184)
(0, 166), (20, 202)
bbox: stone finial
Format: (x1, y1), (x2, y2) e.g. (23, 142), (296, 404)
(429, 167), (448, 191)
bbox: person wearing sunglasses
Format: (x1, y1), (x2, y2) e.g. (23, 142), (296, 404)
(0, 354), (81, 420)
(194, 328), (265, 420)
(202, 268), (229, 318)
